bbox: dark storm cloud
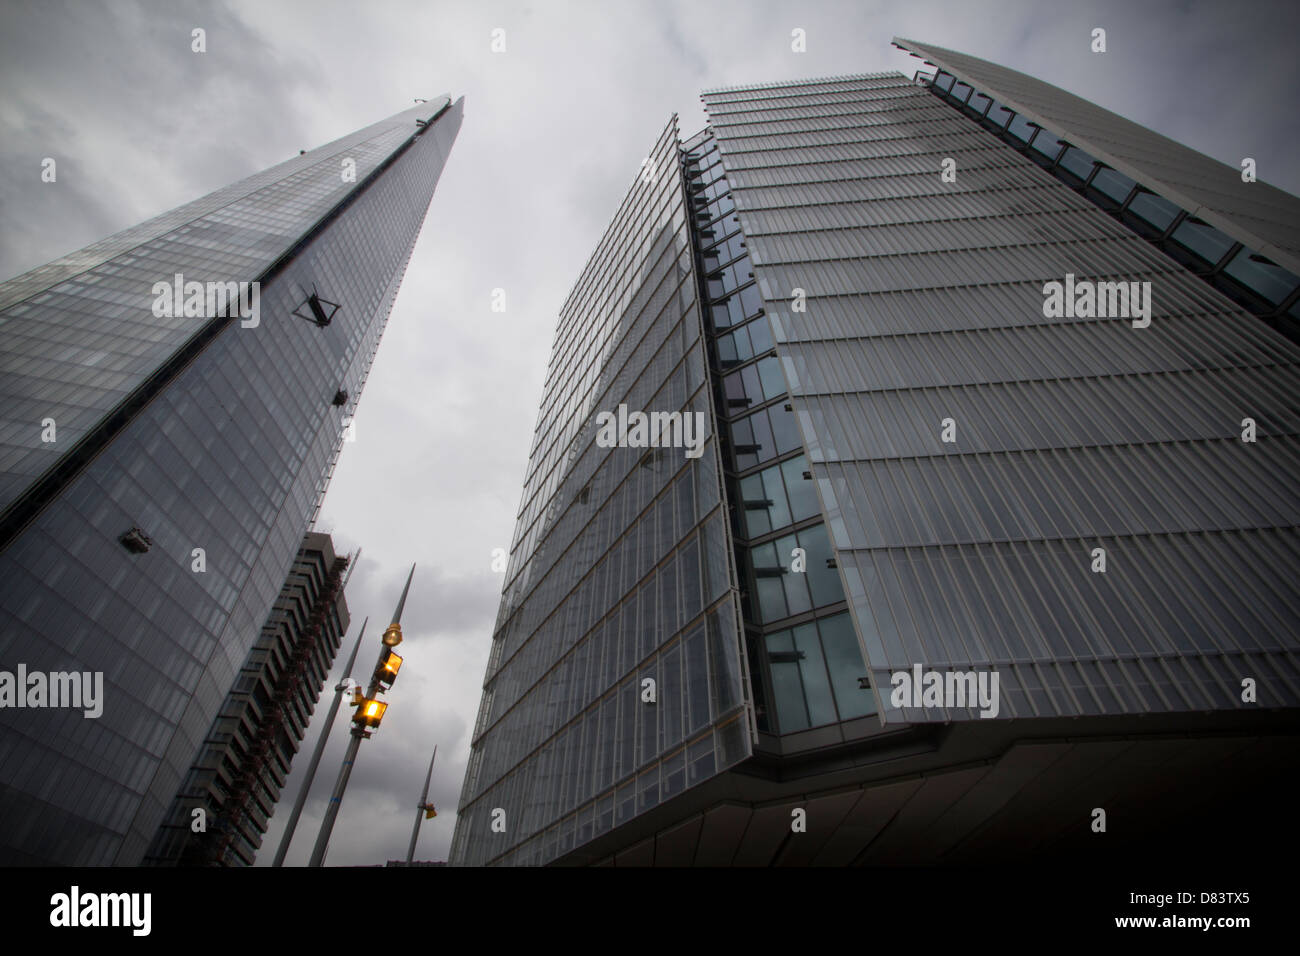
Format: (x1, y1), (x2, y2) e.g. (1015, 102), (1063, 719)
(0, 0), (316, 279)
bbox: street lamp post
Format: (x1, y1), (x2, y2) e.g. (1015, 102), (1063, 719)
(308, 563), (415, 867)
(406, 745), (438, 864)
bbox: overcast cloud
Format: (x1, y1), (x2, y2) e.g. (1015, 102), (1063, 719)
(1, 0), (1296, 866)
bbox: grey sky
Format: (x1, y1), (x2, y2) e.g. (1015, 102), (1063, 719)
(1, 0), (1296, 866)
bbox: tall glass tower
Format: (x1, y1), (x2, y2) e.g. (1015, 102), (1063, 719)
(0, 96), (463, 865)
(451, 38), (1300, 867)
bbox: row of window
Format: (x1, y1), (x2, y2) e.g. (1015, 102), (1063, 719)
(683, 135), (872, 740)
(930, 70), (1300, 341)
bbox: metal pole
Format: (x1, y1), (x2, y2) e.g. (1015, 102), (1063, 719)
(391, 563), (415, 624)
(307, 563), (416, 867)
(406, 745), (437, 864)
(272, 616), (369, 867)
(309, 729), (364, 867)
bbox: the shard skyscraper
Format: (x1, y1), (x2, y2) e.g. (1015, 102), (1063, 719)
(0, 96), (463, 865)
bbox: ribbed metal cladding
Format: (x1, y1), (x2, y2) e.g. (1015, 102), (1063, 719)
(893, 38), (1300, 275)
(702, 70), (1300, 724)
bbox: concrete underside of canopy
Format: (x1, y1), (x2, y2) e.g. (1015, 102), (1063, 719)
(551, 708), (1299, 866)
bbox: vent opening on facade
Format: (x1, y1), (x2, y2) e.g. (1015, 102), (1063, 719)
(119, 527), (152, 554)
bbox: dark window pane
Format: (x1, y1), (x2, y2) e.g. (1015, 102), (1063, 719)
(792, 622), (837, 727)
(1056, 146), (1097, 184)
(818, 613), (874, 720)
(766, 629), (809, 732)
(1171, 218), (1237, 267)
(1028, 129), (1065, 164)
(746, 314), (774, 353)
(716, 330), (739, 363)
(756, 355), (786, 400)
(964, 92), (991, 117)
(769, 403), (801, 456)
(760, 463), (793, 530)
(932, 71), (955, 93)
(1222, 249), (1300, 305)
(1088, 166), (1137, 205)
(780, 456), (820, 522)
(949, 81), (972, 104)
(800, 523), (844, 607)
(983, 100), (1013, 131)
(1125, 190), (1181, 232)
(1005, 113), (1036, 145)
(739, 473), (771, 537)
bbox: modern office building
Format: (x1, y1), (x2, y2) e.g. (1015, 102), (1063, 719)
(450, 39), (1300, 867)
(145, 532), (352, 866)
(0, 97), (463, 865)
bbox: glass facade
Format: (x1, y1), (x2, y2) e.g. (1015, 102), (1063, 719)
(449, 119), (753, 868)
(0, 98), (462, 865)
(704, 64), (1300, 724)
(682, 128), (872, 738)
(145, 532), (351, 866)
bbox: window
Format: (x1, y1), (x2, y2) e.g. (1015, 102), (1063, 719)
(739, 467), (792, 537)
(716, 314), (774, 365)
(696, 194), (735, 223)
(722, 355), (784, 412)
(780, 456), (820, 523)
(1005, 112), (1037, 146)
(1222, 249), (1300, 305)
(1055, 146), (1097, 186)
(964, 91), (991, 118)
(762, 611), (872, 734)
(736, 453), (819, 537)
(708, 259), (752, 299)
(1170, 217), (1237, 267)
(747, 523), (842, 622)
(1123, 189), (1181, 233)
(1087, 166), (1138, 207)
(701, 232), (746, 272)
(766, 624), (835, 732)
(983, 99), (1013, 131)
(1027, 128), (1065, 166)
(819, 613), (874, 720)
